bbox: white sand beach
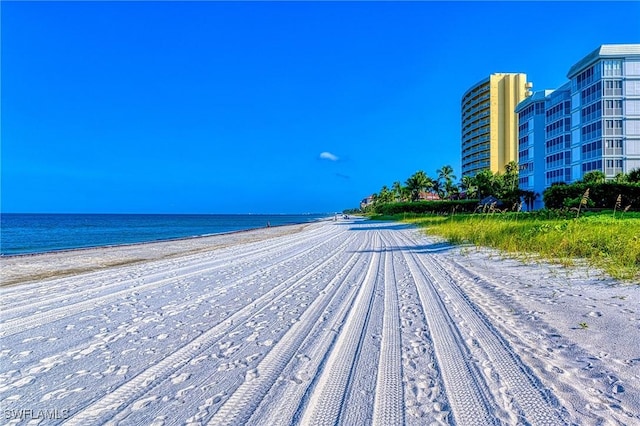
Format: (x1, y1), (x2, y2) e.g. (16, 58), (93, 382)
(1, 218), (638, 425)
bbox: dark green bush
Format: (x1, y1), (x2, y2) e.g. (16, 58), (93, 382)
(374, 200), (480, 215)
(543, 182), (640, 210)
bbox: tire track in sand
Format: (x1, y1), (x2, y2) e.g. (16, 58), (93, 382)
(372, 232), (404, 426)
(205, 232), (376, 425)
(400, 239), (499, 425)
(0, 224), (332, 321)
(298, 233), (382, 426)
(396, 229), (565, 425)
(416, 249), (567, 425)
(0, 227), (347, 339)
(63, 226), (354, 425)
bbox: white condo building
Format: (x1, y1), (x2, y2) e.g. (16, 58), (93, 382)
(567, 44), (640, 180)
(516, 44), (640, 209)
(515, 89), (553, 210)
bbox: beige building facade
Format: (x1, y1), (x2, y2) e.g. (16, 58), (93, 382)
(461, 73), (530, 177)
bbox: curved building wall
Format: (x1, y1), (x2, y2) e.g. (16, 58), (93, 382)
(461, 78), (492, 176)
(461, 73), (529, 177)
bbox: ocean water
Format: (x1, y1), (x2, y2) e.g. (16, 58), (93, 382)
(0, 213), (329, 256)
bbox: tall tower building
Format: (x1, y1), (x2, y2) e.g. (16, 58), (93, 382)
(461, 73), (530, 177)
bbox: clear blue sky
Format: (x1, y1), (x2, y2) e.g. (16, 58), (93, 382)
(2, 1), (639, 214)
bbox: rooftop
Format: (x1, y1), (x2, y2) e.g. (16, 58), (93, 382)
(515, 89), (555, 112)
(567, 44), (640, 78)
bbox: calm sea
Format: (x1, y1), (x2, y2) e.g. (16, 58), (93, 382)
(0, 213), (329, 256)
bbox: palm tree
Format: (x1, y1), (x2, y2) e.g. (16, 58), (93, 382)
(581, 170), (606, 184)
(460, 175), (477, 199)
(628, 168), (640, 183)
(445, 180), (459, 199)
(391, 181), (405, 202)
(378, 185), (394, 204)
(432, 179), (444, 199)
(436, 165), (457, 198)
(405, 171), (432, 202)
(474, 169), (496, 199)
(504, 161), (519, 193)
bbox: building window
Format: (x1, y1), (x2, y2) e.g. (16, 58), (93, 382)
(582, 102), (601, 123)
(582, 159), (603, 174)
(546, 152), (566, 168)
(604, 80), (623, 96)
(576, 66), (595, 90)
(603, 99), (623, 116)
(519, 104), (534, 122)
(605, 139), (623, 155)
(603, 60), (623, 77)
(546, 168), (567, 186)
(581, 82), (602, 104)
(605, 159), (623, 177)
(604, 119), (623, 135)
(581, 140), (602, 160)
(581, 121), (602, 141)
(546, 100), (570, 123)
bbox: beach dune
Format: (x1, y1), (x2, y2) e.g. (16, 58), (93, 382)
(1, 218), (638, 424)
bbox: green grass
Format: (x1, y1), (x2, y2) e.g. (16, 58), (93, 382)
(375, 211), (640, 282)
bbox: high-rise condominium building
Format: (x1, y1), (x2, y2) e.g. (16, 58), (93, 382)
(461, 73), (530, 177)
(515, 89), (554, 210)
(514, 44), (640, 210)
(567, 44), (640, 180)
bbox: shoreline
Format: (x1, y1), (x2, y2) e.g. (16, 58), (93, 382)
(0, 216), (331, 258)
(0, 221), (318, 287)
(0, 217), (330, 259)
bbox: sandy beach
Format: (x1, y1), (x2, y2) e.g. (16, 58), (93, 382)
(1, 218), (638, 425)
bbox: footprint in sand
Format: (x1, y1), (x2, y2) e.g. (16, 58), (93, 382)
(0, 376), (35, 393)
(149, 415), (167, 426)
(246, 353), (261, 363)
(170, 372), (191, 384)
(175, 385), (196, 399)
(132, 395), (160, 411)
(40, 387), (84, 401)
(245, 368), (259, 382)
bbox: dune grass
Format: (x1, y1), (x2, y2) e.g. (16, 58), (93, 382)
(381, 211), (640, 282)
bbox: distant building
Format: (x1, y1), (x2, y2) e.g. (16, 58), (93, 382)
(461, 73), (531, 177)
(418, 191), (441, 201)
(360, 195), (375, 210)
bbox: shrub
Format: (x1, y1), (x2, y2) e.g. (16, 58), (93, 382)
(374, 200), (479, 215)
(543, 182), (640, 210)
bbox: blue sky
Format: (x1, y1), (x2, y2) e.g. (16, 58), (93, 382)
(2, 1), (639, 214)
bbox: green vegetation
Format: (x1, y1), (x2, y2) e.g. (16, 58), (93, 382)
(353, 164), (640, 282)
(376, 210), (640, 282)
(360, 161), (531, 214)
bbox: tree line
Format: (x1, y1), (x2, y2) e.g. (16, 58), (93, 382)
(360, 164), (640, 213)
(364, 161), (522, 211)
